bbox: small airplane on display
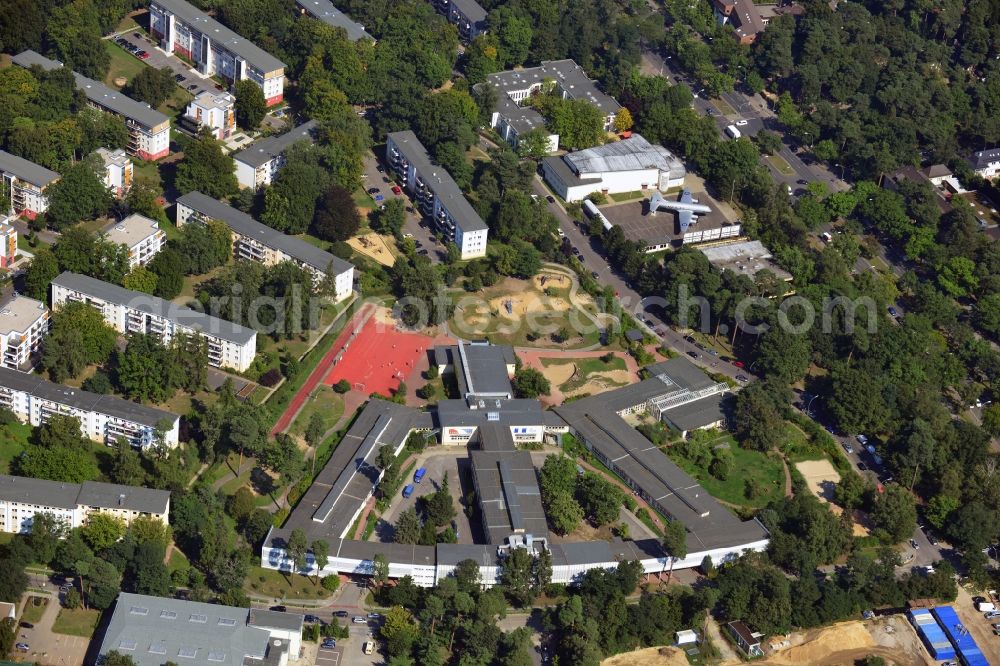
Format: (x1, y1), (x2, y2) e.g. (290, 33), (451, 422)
(648, 189), (712, 233)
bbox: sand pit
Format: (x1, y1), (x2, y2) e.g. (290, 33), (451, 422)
(489, 292), (573, 318)
(534, 272), (570, 291)
(602, 646), (689, 666)
(348, 232), (396, 267)
(795, 459), (841, 504)
(757, 617), (928, 666)
(543, 362), (577, 387)
(567, 369), (632, 396)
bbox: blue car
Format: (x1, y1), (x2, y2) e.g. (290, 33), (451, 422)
(887, 306), (898, 317)
(374, 194), (385, 202)
(321, 639), (336, 649)
(402, 484), (415, 498)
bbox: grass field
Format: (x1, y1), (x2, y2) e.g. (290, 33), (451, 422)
(0, 422), (32, 474)
(20, 597), (47, 624)
(52, 608), (101, 637)
(103, 41), (146, 88)
(780, 421), (822, 462)
(607, 191), (645, 203)
(767, 154), (795, 176)
(289, 385), (344, 438)
(245, 566), (334, 601)
(668, 435), (785, 508)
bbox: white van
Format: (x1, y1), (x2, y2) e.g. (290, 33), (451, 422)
(976, 601), (996, 612)
(725, 125), (741, 139)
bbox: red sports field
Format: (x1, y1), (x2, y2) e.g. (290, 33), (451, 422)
(324, 318), (435, 397)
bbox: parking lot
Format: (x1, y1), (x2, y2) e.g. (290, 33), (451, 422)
(110, 27), (219, 101)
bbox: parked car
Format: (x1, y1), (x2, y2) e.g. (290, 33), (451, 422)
(321, 638), (336, 649)
(187, 83), (198, 90)
(887, 306), (898, 317)
(687, 351), (700, 359)
(986, 610), (1000, 619)
(15, 643), (28, 653)
(857, 461), (868, 471)
(137, 51), (149, 59)
(684, 335), (696, 344)
(304, 614), (321, 624)
(732, 360), (745, 368)
(391, 185), (402, 195)
(735, 119), (749, 126)
(174, 73), (185, 82)
(364, 640), (376, 655)
(909, 538), (919, 550)
(352, 616), (368, 624)
(546, 195), (556, 204)
(856, 434), (869, 446)
(367, 187), (380, 195)
(269, 605), (286, 612)
(843, 442), (854, 454)
(18, 622), (33, 629)
(735, 374), (748, 382)
(368, 612), (382, 619)
(334, 610), (349, 618)
(402, 484), (415, 498)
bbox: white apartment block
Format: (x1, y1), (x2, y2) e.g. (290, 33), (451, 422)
(431, 0), (487, 42)
(0, 150), (59, 220)
(103, 214), (166, 269)
(0, 219), (17, 269)
(386, 131), (488, 259)
(51, 272), (257, 372)
(233, 120), (317, 189)
(0, 365), (180, 448)
(0, 295), (49, 371)
(184, 91), (236, 140)
(176, 191), (356, 301)
(13, 51), (171, 161)
(97, 147), (133, 197)
(150, 0), (286, 106)
(0, 475), (170, 535)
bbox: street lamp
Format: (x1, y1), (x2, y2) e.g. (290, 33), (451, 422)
(807, 395), (819, 417)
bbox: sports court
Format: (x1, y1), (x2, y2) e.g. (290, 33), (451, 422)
(323, 317), (435, 397)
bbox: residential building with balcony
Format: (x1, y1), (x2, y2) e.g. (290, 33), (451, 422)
(294, 0), (373, 41)
(51, 272), (257, 372)
(0, 295), (49, 371)
(97, 148), (133, 197)
(175, 191), (355, 301)
(0, 365), (180, 448)
(0, 150), (59, 220)
(12, 50), (171, 161)
(481, 60), (621, 153)
(385, 131), (488, 259)
(969, 148), (1000, 180)
(184, 90), (236, 140)
(431, 0), (487, 42)
(102, 214), (167, 269)
(233, 120), (317, 189)
(149, 0), (286, 106)
(0, 219), (17, 269)
(0, 475), (170, 534)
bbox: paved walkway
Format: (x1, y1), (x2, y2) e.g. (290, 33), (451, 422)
(18, 592), (88, 666)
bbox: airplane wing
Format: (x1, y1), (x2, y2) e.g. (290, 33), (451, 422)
(677, 209), (693, 233)
(680, 189), (693, 204)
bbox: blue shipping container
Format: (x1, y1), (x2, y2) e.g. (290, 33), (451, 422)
(931, 606), (990, 666)
(907, 609), (956, 660)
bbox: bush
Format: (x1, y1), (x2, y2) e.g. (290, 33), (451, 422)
(259, 368), (282, 387)
(321, 575), (340, 592)
(64, 588), (82, 609)
(333, 379), (351, 393)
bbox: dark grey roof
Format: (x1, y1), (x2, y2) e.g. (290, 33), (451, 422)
(386, 131), (488, 233)
(646, 356), (718, 392)
(470, 450), (548, 543)
(435, 543), (497, 567)
(450, 0), (487, 22)
(542, 156), (601, 187)
(52, 272), (256, 346)
(176, 192), (353, 276)
(543, 410), (568, 428)
(0, 150), (60, 188)
(77, 481), (170, 515)
(294, 0), (373, 41)
(476, 422), (516, 451)
(661, 395), (728, 433)
(12, 50), (169, 131)
(435, 399), (544, 429)
(232, 120), (318, 169)
(0, 365), (177, 428)
(99, 593), (278, 666)
(151, 0), (286, 73)
(0, 474), (81, 510)
(970, 148), (1000, 169)
(247, 609), (304, 633)
(446, 342), (514, 398)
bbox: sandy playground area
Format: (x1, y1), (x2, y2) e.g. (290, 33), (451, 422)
(795, 459), (840, 505)
(602, 646), (690, 666)
(755, 616), (932, 666)
(542, 360), (631, 398)
(348, 232), (396, 267)
(533, 271), (570, 290)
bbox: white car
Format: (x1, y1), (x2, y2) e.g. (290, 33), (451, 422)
(735, 119), (749, 126)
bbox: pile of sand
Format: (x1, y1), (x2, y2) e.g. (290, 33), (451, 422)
(542, 362), (577, 386)
(348, 233), (396, 267)
(601, 646), (689, 666)
(761, 622), (875, 666)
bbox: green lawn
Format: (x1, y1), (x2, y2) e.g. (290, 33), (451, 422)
(766, 154), (795, 176)
(607, 191), (645, 203)
(245, 566), (334, 601)
(20, 597), (47, 624)
(0, 422), (31, 474)
(52, 608), (101, 637)
(167, 545), (190, 575)
(667, 436), (785, 508)
(103, 41), (146, 89)
(289, 385), (344, 438)
(780, 422), (822, 462)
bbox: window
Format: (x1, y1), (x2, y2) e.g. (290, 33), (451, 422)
(148, 642), (167, 655)
(129, 606), (149, 616)
(160, 610), (177, 619)
(177, 646), (198, 659)
(189, 613), (208, 623)
(217, 617), (237, 627)
(208, 651), (227, 662)
(118, 640), (137, 651)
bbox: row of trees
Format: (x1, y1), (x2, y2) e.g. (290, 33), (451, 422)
(538, 455), (624, 535)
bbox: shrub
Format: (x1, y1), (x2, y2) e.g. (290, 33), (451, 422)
(259, 368), (282, 387)
(333, 379), (351, 393)
(321, 575), (340, 592)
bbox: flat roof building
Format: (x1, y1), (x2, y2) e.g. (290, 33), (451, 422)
(183, 90), (236, 140)
(470, 449), (548, 544)
(294, 0), (372, 41)
(51, 272), (257, 372)
(96, 148), (133, 198)
(698, 240), (793, 282)
(149, 0), (286, 106)
(102, 214), (166, 269)
(386, 131), (488, 260)
(12, 50), (171, 161)
(233, 120), (318, 189)
(175, 191), (355, 301)
(0, 364), (179, 448)
(0, 294), (49, 371)
(0, 150), (60, 219)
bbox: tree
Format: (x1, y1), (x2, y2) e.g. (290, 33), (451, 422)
(321, 575), (340, 592)
(101, 651), (138, 666)
(513, 367), (550, 398)
(576, 473), (623, 526)
(613, 108), (634, 133)
(226, 487), (257, 523)
(373, 553), (390, 593)
(115, 334), (173, 403)
(661, 520), (688, 584)
(372, 198), (406, 237)
(394, 508), (422, 545)
(175, 132), (238, 199)
(312, 540), (329, 583)
(26, 512), (64, 565)
(545, 491), (583, 535)
(123, 265), (158, 294)
(147, 248), (185, 299)
(234, 79), (266, 131)
(515, 127), (552, 159)
(313, 185), (361, 242)
(123, 67), (176, 109)
(24, 247), (60, 301)
(0, 617), (15, 658)
(43, 156), (113, 230)
(81, 513), (125, 552)
(380, 605), (419, 658)
(286, 528), (308, 574)
(305, 412), (326, 448)
(871, 485), (918, 544)
(15, 416), (100, 483)
(499, 547), (535, 607)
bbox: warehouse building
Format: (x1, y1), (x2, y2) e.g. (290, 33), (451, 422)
(175, 191), (355, 300)
(102, 214), (167, 269)
(51, 272), (257, 372)
(233, 120), (318, 189)
(294, 0), (372, 41)
(0, 295), (49, 371)
(0, 150), (59, 219)
(0, 365), (179, 448)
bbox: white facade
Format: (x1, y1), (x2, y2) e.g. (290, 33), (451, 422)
(0, 295), (49, 370)
(103, 214), (166, 269)
(970, 149), (1000, 180)
(97, 148), (133, 197)
(185, 91), (236, 140)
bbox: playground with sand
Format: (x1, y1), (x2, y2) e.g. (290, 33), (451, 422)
(795, 458), (870, 537)
(348, 232), (396, 267)
(540, 356), (632, 397)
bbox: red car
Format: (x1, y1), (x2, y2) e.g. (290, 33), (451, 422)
(137, 51), (150, 59)
(391, 185), (402, 195)
(732, 360), (745, 368)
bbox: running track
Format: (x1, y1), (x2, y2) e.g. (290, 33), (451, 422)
(270, 303), (375, 435)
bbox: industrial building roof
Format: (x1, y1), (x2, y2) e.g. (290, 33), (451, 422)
(0, 295), (48, 337)
(0, 150), (60, 188)
(233, 120), (318, 168)
(99, 592), (294, 666)
(12, 50), (170, 131)
(52, 272), (257, 346)
(564, 135), (685, 179)
(470, 450), (548, 543)
(698, 240), (793, 282)
(0, 365), (178, 428)
(102, 214), (162, 250)
(77, 480), (170, 515)
(541, 156), (602, 187)
(177, 191), (354, 276)
(442, 342), (514, 398)
(151, 0), (286, 74)
(294, 0), (373, 41)
(386, 131), (488, 233)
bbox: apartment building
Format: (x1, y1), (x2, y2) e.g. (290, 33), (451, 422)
(0, 150), (59, 219)
(386, 131), (488, 259)
(51, 272), (257, 372)
(183, 90), (236, 140)
(969, 148), (1000, 180)
(294, 0), (373, 41)
(233, 120), (317, 189)
(431, 0), (487, 42)
(102, 214), (166, 269)
(0, 475), (170, 534)
(0, 365), (180, 448)
(0, 295), (49, 371)
(176, 191), (355, 301)
(97, 148), (133, 197)
(149, 0), (286, 106)
(482, 60), (621, 153)
(12, 50), (171, 161)
(0, 219), (17, 269)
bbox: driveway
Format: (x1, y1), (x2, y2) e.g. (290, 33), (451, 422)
(361, 153), (444, 262)
(15, 592), (88, 666)
(110, 24), (218, 100)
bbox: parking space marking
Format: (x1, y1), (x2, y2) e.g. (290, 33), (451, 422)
(316, 647), (341, 665)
